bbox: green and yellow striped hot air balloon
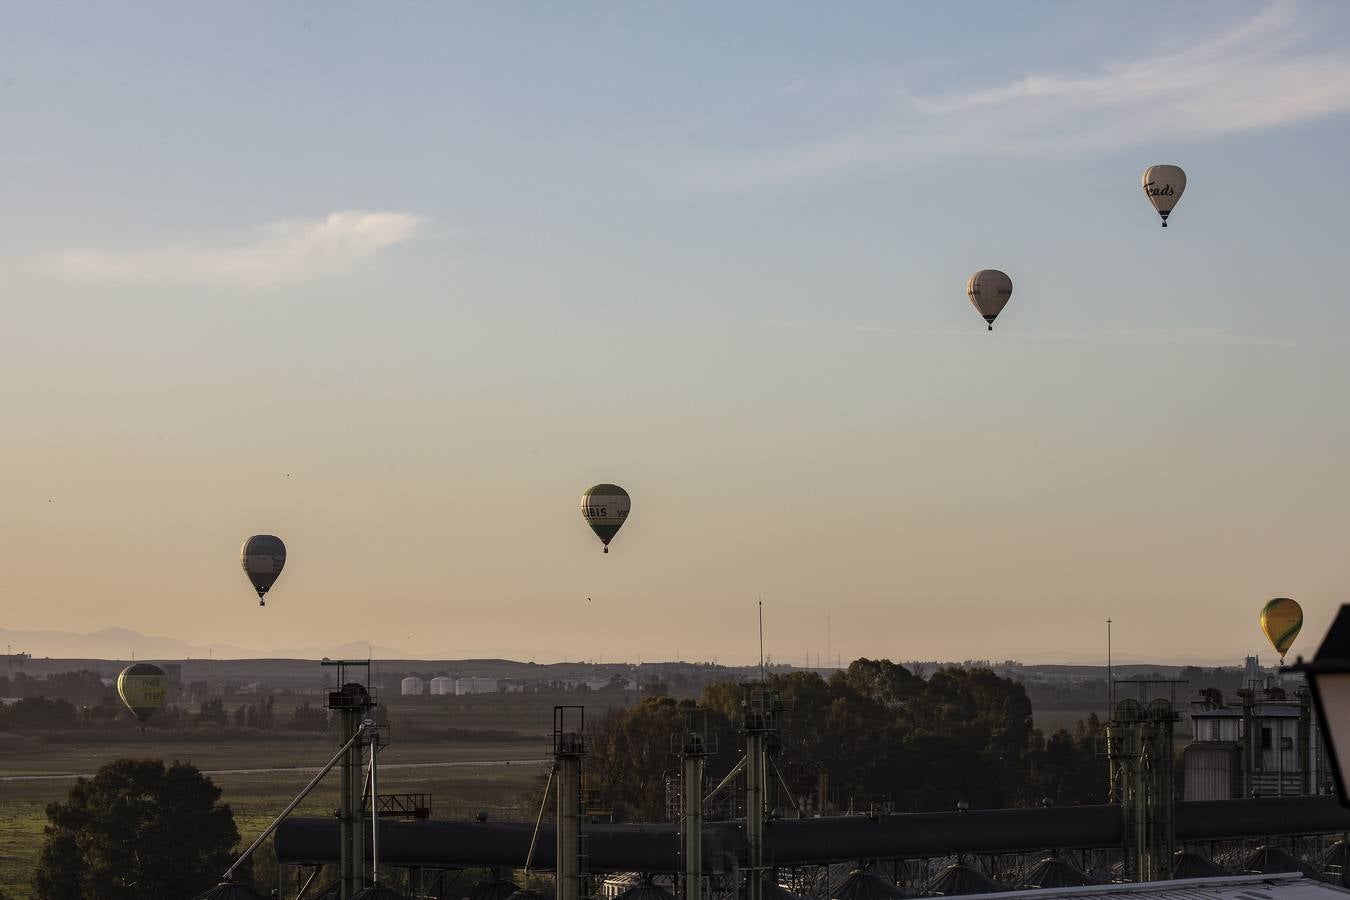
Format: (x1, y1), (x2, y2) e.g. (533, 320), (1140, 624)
(1260, 598), (1303, 664)
(117, 663), (168, 724)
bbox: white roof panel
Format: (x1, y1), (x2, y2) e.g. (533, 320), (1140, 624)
(955, 874), (1349, 900)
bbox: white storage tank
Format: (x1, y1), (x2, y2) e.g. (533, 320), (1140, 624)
(400, 676), (425, 696)
(430, 676), (455, 696)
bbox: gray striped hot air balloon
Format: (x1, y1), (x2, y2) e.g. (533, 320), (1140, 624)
(966, 269), (1013, 331)
(241, 534), (286, 606)
(580, 484), (630, 553)
(1142, 165), (1186, 227)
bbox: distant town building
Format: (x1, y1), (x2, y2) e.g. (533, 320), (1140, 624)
(454, 676), (498, 695)
(1, 651), (30, 670)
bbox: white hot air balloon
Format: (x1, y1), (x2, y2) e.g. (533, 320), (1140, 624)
(1142, 165), (1186, 227)
(966, 270), (1013, 331)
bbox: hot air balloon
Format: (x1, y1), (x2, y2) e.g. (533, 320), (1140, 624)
(580, 484), (630, 553)
(117, 663), (167, 724)
(241, 534), (286, 606)
(966, 270), (1013, 331)
(1261, 597), (1303, 664)
(1142, 165), (1186, 227)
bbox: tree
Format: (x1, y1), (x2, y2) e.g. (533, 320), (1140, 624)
(196, 697), (228, 725)
(0, 696), (79, 731)
(33, 758), (240, 900)
(586, 696), (692, 821)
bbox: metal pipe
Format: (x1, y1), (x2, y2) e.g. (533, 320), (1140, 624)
(296, 866), (321, 899)
(745, 730), (764, 900)
(223, 728), (364, 881)
(770, 761), (802, 817)
(682, 751), (705, 900)
(704, 757), (746, 806)
(526, 765), (557, 875)
(279, 797), (1350, 871)
(371, 730), (380, 885)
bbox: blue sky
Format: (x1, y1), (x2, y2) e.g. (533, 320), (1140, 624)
(2, 1), (1349, 664)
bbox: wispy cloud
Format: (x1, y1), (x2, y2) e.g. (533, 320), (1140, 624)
(687, 1), (1350, 191)
(51, 210), (424, 289)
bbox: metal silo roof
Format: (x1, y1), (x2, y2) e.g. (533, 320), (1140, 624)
(468, 878), (522, 900)
(834, 867), (910, 900)
(1173, 851), (1226, 880)
(353, 887), (411, 900)
(193, 882), (269, 900)
(617, 879), (677, 900)
(924, 863), (1005, 896)
(1020, 855), (1094, 889)
(1240, 847), (1320, 879)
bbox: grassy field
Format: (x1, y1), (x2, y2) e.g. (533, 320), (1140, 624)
(0, 733), (546, 897)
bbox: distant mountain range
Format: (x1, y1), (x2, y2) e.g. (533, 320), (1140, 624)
(0, 626), (409, 661)
(0, 626), (1251, 668)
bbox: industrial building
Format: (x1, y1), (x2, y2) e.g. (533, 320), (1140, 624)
(1182, 658), (1331, 801)
(208, 661), (1350, 900)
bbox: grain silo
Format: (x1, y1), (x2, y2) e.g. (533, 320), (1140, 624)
(922, 861), (1000, 896)
(1018, 852), (1093, 889)
(467, 875), (520, 900)
(430, 676), (454, 696)
(832, 867), (907, 900)
(400, 676), (425, 696)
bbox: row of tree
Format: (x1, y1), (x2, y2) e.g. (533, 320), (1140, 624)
(587, 659), (1107, 821)
(0, 694), (338, 732)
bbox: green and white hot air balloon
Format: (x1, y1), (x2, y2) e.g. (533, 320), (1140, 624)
(580, 484), (630, 553)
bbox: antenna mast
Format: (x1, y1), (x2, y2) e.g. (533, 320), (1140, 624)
(758, 599), (765, 683)
(1107, 618), (1114, 716)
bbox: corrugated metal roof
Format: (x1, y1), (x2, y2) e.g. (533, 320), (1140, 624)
(949, 873), (1350, 900)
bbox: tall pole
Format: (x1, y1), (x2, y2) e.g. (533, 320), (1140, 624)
(324, 662), (373, 900)
(679, 717), (709, 900)
(759, 600), (765, 683)
(743, 685), (776, 900)
(554, 707), (585, 900)
(369, 727), (380, 887)
(746, 726), (765, 900)
(1107, 618), (1113, 718)
(339, 704), (358, 898)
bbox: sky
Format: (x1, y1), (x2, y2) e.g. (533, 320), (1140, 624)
(3, 1), (1350, 665)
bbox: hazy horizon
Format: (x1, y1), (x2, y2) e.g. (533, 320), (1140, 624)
(3, 1), (1349, 667)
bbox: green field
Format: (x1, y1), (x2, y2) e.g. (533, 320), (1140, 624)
(0, 733), (547, 897)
